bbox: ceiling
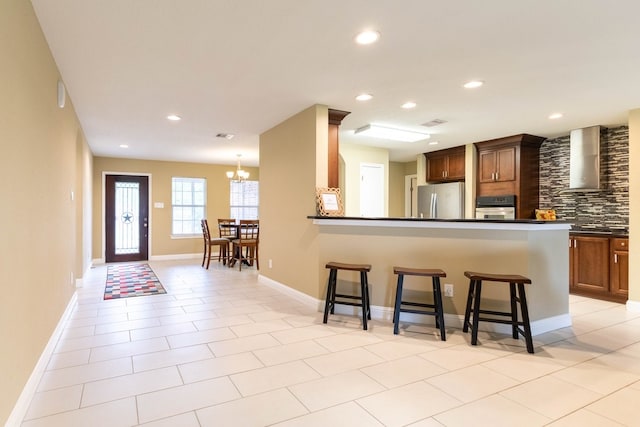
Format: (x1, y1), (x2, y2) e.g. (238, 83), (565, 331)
(31, 1), (640, 167)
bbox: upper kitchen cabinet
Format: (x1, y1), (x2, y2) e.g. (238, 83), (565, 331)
(475, 134), (545, 219)
(424, 146), (465, 183)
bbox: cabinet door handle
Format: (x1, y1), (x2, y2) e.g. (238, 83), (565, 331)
(614, 253), (618, 263)
(495, 172), (499, 180)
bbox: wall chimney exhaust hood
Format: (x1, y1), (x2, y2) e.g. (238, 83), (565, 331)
(569, 125), (602, 191)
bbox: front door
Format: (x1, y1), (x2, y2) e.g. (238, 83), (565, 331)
(105, 175), (149, 262)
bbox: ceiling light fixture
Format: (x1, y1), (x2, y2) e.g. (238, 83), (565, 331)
(356, 93), (373, 101)
(355, 30), (380, 45)
(216, 133), (235, 140)
(167, 114), (181, 121)
(226, 154), (249, 182)
(354, 124), (430, 142)
(463, 80), (484, 89)
(549, 113), (563, 120)
(401, 101), (417, 109)
(428, 141), (439, 145)
(119, 144), (129, 148)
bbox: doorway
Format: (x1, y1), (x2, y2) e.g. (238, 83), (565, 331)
(105, 175), (149, 262)
(360, 163), (384, 217)
(405, 174), (418, 217)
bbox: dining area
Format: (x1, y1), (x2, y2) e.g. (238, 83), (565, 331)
(200, 218), (259, 271)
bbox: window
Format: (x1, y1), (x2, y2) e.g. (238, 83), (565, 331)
(230, 180), (259, 220)
(172, 177), (206, 235)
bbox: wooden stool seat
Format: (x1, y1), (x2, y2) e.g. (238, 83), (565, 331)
(463, 270), (534, 353)
(323, 262), (372, 330)
(392, 266), (446, 340)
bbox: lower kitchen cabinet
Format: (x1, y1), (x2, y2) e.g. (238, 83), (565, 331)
(569, 234), (628, 302)
(610, 238), (629, 299)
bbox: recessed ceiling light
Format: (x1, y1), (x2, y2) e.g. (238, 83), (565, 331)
(216, 133), (235, 140)
(355, 30), (380, 45)
(549, 113), (563, 120)
(463, 80), (484, 89)
(167, 114), (181, 121)
(356, 93), (373, 101)
(428, 141), (439, 145)
(401, 102), (417, 109)
(119, 144), (129, 148)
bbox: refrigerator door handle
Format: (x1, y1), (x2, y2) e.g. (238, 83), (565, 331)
(430, 193), (437, 218)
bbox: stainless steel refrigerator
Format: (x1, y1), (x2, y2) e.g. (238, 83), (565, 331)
(417, 182), (465, 219)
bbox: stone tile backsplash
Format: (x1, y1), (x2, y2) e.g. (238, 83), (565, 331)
(538, 125), (629, 229)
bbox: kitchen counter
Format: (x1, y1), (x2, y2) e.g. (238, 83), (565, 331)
(309, 216), (571, 336)
(570, 226), (629, 237)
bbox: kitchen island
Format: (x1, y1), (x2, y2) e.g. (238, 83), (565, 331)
(309, 216), (572, 335)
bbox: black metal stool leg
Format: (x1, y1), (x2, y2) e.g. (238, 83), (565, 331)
(470, 280), (483, 345)
(323, 269), (336, 323)
(433, 277), (446, 341)
(362, 271), (371, 320)
(360, 271), (368, 330)
(509, 283), (519, 339)
(463, 279), (476, 333)
(518, 283), (534, 354)
(393, 274), (404, 334)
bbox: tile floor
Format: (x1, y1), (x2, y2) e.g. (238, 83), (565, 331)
(18, 260), (640, 426)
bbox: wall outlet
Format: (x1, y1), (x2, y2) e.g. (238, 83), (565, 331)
(444, 283), (454, 297)
(268, 259), (273, 269)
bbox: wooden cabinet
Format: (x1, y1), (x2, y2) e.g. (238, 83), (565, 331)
(425, 146), (465, 183)
(569, 234), (628, 302)
(474, 134), (545, 219)
(478, 146), (516, 183)
(610, 238), (629, 299)
(569, 236), (610, 295)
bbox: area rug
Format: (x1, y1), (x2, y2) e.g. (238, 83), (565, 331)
(104, 263), (166, 300)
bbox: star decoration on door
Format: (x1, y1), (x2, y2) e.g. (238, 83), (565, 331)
(121, 212), (134, 224)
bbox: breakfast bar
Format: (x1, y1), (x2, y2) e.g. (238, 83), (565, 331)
(310, 216), (572, 335)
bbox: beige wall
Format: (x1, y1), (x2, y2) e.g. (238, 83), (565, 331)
(388, 162), (406, 217)
(629, 109), (640, 303)
(0, 1), (91, 423)
(259, 105), (326, 298)
(92, 157), (258, 260)
(340, 143), (390, 216)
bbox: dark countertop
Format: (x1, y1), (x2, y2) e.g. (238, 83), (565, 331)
(570, 226), (629, 238)
(307, 215), (567, 225)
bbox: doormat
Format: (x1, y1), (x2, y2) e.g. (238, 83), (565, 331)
(104, 263), (166, 300)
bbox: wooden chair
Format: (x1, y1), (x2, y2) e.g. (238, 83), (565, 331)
(201, 219), (230, 269)
(229, 219), (259, 271)
(217, 218), (236, 264)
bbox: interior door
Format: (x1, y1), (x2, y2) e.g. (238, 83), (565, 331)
(105, 175), (149, 262)
(360, 163), (384, 217)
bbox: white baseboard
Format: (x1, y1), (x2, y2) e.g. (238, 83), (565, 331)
(627, 299), (640, 312)
(149, 253), (200, 261)
(258, 275), (320, 309)
(6, 292), (78, 427)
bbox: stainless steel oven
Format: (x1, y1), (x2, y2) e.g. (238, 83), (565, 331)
(475, 195), (516, 220)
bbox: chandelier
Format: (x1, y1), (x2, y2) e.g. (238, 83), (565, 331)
(226, 154), (249, 182)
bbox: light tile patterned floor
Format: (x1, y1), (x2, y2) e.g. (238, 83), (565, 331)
(18, 260), (640, 426)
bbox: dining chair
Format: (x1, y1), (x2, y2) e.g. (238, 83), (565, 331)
(217, 218), (236, 265)
(201, 219), (230, 269)
(229, 219), (259, 271)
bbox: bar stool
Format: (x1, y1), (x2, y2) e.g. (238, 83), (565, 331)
(463, 271), (534, 353)
(323, 262), (372, 330)
(393, 267), (446, 341)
